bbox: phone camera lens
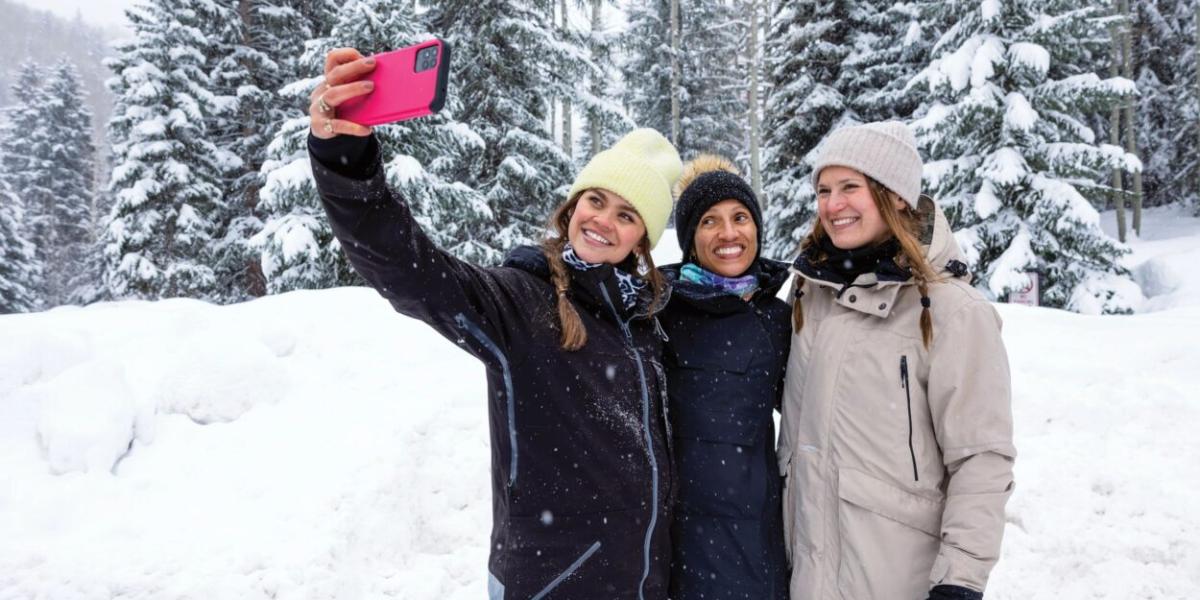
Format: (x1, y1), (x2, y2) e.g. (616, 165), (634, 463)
(415, 47), (438, 72)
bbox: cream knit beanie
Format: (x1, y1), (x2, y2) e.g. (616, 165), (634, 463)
(810, 121), (923, 208)
(568, 128), (682, 248)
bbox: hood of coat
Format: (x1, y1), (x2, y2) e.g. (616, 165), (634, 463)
(660, 258), (790, 315)
(503, 244), (667, 318)
(915, 194), (969, 281)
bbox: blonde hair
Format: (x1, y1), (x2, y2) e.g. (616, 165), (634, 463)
(541, 192), (669, 351)
(792, 177), (939, 348)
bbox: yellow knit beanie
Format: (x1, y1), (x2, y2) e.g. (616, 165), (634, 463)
(567, 128), (682, 248)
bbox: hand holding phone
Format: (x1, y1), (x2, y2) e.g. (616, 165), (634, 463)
(337, 40), (451, 126)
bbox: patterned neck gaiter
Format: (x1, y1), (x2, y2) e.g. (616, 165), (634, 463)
(561, 243), (646, 310)
(679, 263), (759, 298)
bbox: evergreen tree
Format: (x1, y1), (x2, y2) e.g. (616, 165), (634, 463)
(206, 0), (338, 302)
(1126, 0), (1197, 209)
(760, 0), (925, 259)
(40, 58), (97, 305)
(426, 0), (582, 258)
(913, 0), (1140, 313)
(677, 0), (748, 159)
(622, 0), (751, 159)
(0, 61), (51, 301)
(256, 0), (491, 293)
(0, 177), (39, 313)
(101, 0), (225, 301)
(621, 0), (674, 138)
(577, 0), (634, 160)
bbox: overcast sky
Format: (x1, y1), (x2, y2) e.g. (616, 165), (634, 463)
(12, 0), (133, 31)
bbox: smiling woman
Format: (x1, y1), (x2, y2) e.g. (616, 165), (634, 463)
(782, 122), (1015, 600)
(656, 154), (792, 599)
(307, 47), (685, 600)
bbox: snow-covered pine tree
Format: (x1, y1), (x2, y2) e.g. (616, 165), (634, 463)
(206, 0), (338, 302)
(621, 0), (674, 138)
(425, 0), (582, 258)
(0, 177), (39, 313)
(577, 0), (634, 160)
(1128, 0), (1198, 209)
(101, 0), (225, 301)
(256, 0), (491, 293)
(677, 0), (748, 159)
(0, 61), (51, 303)
(39, 58), (97, 306)
(913, 0), (1141, 313)
(760, 0), (926, 259)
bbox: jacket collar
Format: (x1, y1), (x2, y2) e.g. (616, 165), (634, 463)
(661, 258), (790, 315)
(503, 245), (667, 320)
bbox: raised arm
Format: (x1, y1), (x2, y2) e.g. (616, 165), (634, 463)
(308, 48), (516, 361)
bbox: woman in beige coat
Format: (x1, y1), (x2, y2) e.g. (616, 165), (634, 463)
(779, 122), (1016, 600)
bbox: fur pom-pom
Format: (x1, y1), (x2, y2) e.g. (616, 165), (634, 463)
(673, 154), (739, 199)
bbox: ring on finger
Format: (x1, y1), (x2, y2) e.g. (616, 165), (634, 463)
(318, 95), (332, 114)
(323, 118), (334, 134)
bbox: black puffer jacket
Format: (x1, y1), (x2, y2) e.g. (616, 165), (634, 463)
(311, 135), (674, 599)
(658, 259), (792, 600)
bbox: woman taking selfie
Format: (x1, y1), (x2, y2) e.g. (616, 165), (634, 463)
(780, 122), (1016, 600)
(307, 48), (681, 600)
(658, 156), (790, 599)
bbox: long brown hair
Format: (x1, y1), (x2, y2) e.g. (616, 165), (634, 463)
(541, 192), (669, 351)
(792, 177), (939, 348)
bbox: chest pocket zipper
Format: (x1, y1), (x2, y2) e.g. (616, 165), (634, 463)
(900, 355), (918, 482)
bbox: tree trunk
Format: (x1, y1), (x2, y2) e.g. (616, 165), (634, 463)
(1120, 0), (1142, 236)
(561, 0), (573, 159)
(1195, 2), (1199, 206)
(589, 0), (603, 157)
(1108, 18), (1126, 243)
(761, 0), (772, 140)
(670, 0), (681, 147)
(239, 0), (266, 297)
(747, 0), (762, 199)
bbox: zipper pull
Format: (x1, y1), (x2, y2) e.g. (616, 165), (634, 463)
(900, 355), (908, 388)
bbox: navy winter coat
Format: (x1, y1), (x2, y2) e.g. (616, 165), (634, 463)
(311, 135), (674, 599)
(658, 259), (792, 600)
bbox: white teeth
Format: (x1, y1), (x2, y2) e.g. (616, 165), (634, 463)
(715, 246), (743, 257)
(584, 230), (612, 245)
(832, 217), (858, 226)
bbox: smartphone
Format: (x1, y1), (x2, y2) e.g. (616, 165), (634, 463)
(338, 39), (451, 126)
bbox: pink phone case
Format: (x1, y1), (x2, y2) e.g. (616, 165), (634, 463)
(338, 39), (450, 126)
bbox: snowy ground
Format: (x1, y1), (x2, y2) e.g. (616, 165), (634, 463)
(2, 213), (1199, 599)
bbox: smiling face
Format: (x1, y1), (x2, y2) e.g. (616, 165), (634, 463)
(692, 199), (758, 277)
(816, 166), (906, 250)
(566, 188), (647, 265)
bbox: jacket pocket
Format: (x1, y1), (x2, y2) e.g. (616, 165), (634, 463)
(835, 468), (942, 600)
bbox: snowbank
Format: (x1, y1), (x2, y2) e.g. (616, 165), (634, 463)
(2, 216), (1199, 598)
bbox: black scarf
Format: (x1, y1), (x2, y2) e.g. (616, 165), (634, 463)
(795, 236), (910, 287)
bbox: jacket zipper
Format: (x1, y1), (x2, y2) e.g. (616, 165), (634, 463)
(455, 313), (519, 488)
(598, 284), (658, 600)
(900, 355), (918, 482)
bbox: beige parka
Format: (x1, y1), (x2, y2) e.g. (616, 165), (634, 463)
(779, 196), (1016, 600)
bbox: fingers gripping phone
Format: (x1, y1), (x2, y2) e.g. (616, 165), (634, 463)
(338, 39), (451, 126)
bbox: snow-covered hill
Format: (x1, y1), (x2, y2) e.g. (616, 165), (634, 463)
(2, 210), (1198, 599)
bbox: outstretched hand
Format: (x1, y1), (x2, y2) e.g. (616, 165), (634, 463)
(309, 48), (377, 139)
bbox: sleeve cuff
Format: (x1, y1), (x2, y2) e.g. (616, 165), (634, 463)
(308, 132), (380, 180)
